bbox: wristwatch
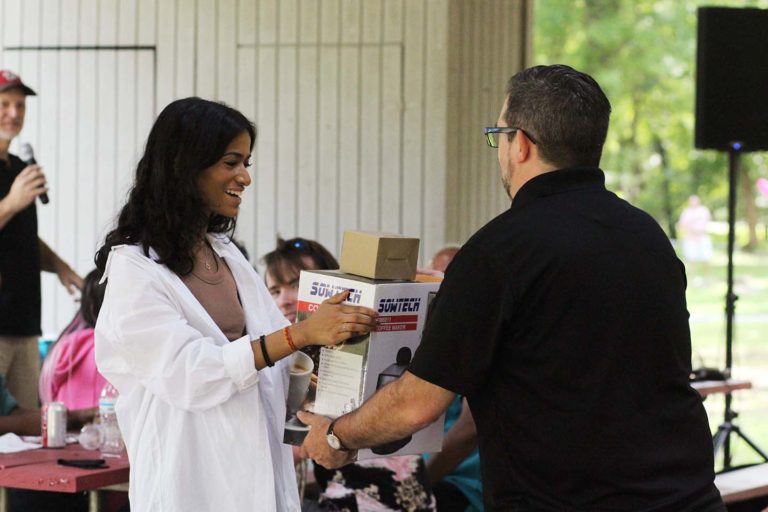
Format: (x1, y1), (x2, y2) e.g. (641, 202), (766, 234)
(326, 418), (350, 451)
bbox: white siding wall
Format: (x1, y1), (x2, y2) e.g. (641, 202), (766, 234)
(445, 0), (532, 244)
(0, 0), (529, 337)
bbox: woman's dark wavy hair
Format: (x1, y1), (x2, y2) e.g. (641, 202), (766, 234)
(80, 269), (107, 327)
(95, 97), (256, 276)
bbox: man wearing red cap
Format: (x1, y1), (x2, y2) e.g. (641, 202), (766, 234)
(0, 70), (83, 408)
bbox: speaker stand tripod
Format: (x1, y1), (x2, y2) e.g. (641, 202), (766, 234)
(711, 142), (768, 471)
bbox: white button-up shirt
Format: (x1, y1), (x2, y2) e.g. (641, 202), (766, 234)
(95, 235), (299, 511)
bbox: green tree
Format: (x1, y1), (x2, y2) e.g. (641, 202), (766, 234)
(533, 0), (768, 249)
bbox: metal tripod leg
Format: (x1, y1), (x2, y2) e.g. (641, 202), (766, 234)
(731, 425), (768, 462)
(713, 420), (768, 470)
(713, 422), (731, 461)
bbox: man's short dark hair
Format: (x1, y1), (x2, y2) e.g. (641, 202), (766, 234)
(504, 64), (611, 168)
(261, 237), (339, 284)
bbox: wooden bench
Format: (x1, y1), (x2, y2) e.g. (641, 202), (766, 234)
(691, 379), (753, 398)
(715, 463), (768, 504)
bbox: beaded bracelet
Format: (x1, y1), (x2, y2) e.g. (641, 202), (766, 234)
(283, 326), (297, 352)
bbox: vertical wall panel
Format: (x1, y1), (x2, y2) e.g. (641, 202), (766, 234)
(319, 0), (340, 45)
(358, 0), (384, 233)
(137, 0), (157, 46)
(61, 0), (80, 46)
(361, 0), (382, 44)
(116, 52), (138, 205)
(383, 0), (403, 42)
(276, 46), (298, 237)
(316, 45), (340, 251)
(444, 0), (531, 249)
(155, 0), (175, 109)
(296, 45), (319, 238)
(38, 51), (61, 329)
(79, 0), (99, 45)
(136, 51), (156, 151)
(423, 0), (449, 258)
(217, 0), (237, 105)
(57, 52), (78, 300)
(237, 0), (257, 46)
(197, 0), (217, 98)
(95, 51), (118, 245)
(21, 0), (41, 47)
(340, 0), (361, 43)
(77, 51), (98, 272)
(259, 0), (277, 44)
(279, 0), (298, 44)
(469, 2), (483, 235)
(176, 0), (195, 98)
(40, 0), (60, 46)
(235, 47), (257, 258)
(118, 0), (138, 45)
(298, 0), (319, 44)
(401, 0), (425, 240)
(380, 46), (402, 234)
(3, 0), (21, 47)
(337, 46), (360, 237)
(256, 46), (277, 259)
(359, 46), (381, 231)
(98, 0), (119, 45)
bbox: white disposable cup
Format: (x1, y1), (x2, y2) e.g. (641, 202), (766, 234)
(287, 351), (314, 414)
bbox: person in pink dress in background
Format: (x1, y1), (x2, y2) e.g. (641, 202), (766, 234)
(39, 269), (107, 409)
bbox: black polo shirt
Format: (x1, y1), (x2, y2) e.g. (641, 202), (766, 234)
(409, 167), (722, 511)
(0, 154), (41, 336)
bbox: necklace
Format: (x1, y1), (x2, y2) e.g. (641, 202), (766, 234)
(198, 241), (218, 272)
(203, 245), (213, 271)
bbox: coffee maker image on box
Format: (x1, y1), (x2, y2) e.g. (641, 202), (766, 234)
(371, 346), (413, 455)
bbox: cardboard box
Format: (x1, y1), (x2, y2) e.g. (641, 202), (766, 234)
(340, 231), (420, 280)
(289, 269), (443, 460)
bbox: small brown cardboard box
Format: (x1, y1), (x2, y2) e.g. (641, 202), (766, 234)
(340, 231), (420, 280)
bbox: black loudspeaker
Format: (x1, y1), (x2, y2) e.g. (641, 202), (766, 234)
(695, 7), (768, 151)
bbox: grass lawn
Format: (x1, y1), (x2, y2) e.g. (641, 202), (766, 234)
(682, 238), (768, 471)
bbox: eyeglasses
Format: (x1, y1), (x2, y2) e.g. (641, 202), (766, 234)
(483, 126), (538, 148)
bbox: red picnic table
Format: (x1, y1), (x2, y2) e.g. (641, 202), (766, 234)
(0, 442), (128, 512)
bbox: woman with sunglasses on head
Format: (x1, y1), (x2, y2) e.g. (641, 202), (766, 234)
(94, 98), (378, 512)
(262, 237), (436, 512)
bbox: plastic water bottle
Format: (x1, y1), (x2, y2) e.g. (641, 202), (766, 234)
(78, 423), (104, 450)
(99, 383), (124, 457)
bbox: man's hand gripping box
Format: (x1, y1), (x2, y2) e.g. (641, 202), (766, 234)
(296, 269), (444, 460)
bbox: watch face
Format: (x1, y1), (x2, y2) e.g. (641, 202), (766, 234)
(327, 433), (341, 450)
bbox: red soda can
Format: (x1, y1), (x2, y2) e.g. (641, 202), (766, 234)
(41, 402), (67, 448)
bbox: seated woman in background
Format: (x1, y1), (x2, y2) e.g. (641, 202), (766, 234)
(262, 237), (436, 512)
(39, 269), (107, 409)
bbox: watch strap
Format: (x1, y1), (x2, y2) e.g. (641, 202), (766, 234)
(327, 417), (350, 451)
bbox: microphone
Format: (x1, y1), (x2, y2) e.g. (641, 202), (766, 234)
(19, 143), (48, 204)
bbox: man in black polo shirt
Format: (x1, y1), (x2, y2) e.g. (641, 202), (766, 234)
(299, 65), (723, 511)
(0, 70), (83, 409)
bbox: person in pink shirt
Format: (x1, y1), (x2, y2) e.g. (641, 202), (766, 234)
(39, 269), (107, 408)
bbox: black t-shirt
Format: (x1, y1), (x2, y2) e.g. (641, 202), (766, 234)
(0, 154), (41, 336)
(409, 168), (723, 511)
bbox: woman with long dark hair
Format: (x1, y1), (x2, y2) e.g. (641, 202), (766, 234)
(94, 97), (377, 512)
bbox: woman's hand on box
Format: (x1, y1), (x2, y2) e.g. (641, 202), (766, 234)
(292, 290), (378, 348)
